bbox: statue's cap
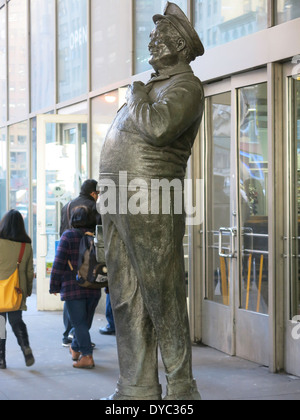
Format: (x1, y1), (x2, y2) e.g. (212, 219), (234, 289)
(153, 2), (205, 60)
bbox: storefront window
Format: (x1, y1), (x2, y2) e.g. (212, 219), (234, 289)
(9, 121), (29, 232)
(276, 0), (300, 24)
(194, 0), (268, 51)
(91, 0), (131, 90)
(8, 0), (28, 121)
(91, 89), (126, 180)
(30, 0), (55, 112)
(57, 0), (87, 103)
(134, 0), (188, 74)
(0, 6), (6, 125)
(0, 127), (7, 219)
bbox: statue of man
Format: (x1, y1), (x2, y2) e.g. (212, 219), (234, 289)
(99, 2), (205, 400)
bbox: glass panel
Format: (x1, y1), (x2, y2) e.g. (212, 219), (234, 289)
(134, 0), (187, 74)
(290, 78), (300, 318)
(206, 92), (231, 305)
(9, 121), (29, 231)
(30, 0), (55, 112)
(194, 0), (268, 50)
(0, 6), (6, 125)
(44, 121), (88, 270)
(57, 0), (87, 103)
(91, 89), (125, 180)
(276, 0), (300, 24)
(91, 0), (131, 90)
(8, 0), (28, 120)
(239, 83), (268, 314)
(0, 127), (7, 218)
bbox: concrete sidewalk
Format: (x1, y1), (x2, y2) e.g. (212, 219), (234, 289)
(1, 294), (300, 401)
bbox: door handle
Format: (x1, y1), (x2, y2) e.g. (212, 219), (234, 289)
(219, 227), (237, 259)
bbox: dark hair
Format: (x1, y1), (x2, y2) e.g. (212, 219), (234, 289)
(0, 209), (32, 244)
(70, 206), (96, 229)
(80, 179), (99, 196)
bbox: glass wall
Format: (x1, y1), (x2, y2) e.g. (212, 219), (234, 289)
(134, 0), (188, 74)
(194, 0), (268, 50)
(8, 0), (28, 121)
(0, 5), (6, 125)
(9, 120), (29, 231)
(0, 127), (7, 219)
(57, 0), (87, 103)
(91, 0), (132, 91)
(239, 83), (268, 314)
(91, 89), (126, 180)
(30, 0), (55, 112)
(276, 0), (300, 24)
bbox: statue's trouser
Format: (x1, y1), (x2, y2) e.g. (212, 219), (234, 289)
(101, 187), (199, 399)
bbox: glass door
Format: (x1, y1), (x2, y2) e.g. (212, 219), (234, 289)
(283, 67), (300, 376)
(36, 114), (88, 311)
(201, 70), (270, 365)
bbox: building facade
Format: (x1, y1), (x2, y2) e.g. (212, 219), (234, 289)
(0, 0), (300, 376)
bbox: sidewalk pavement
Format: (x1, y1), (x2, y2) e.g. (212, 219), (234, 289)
(1, 294), (300, 401)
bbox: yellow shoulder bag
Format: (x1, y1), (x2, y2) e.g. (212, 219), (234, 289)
(0, 243), (26, 313)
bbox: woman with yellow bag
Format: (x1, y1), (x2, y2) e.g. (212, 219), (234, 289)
(0, 210), (34, 369)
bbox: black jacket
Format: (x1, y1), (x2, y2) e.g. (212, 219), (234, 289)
(60, 193), (101, 236)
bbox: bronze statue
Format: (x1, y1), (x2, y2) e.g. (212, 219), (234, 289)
(99, 2), (205, 400)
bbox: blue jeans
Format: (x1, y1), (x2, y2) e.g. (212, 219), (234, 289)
(65, 297), (100, 356)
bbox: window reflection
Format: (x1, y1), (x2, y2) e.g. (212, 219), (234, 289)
(8, 0), (28, 121)
(239, 83), (268, 314)
(91, 0), (131, 91)
(0, 7), (6, 125)
(0, 128), (7, 219)
(206, 92), (232, 305)
(57, 0), (87, 103)
(9, 121), (29, 232)
(134, 0), (187, 74)
(194, 0), (267, 50)
(30, 0), (55, 112)
(276, 0), (300, 24)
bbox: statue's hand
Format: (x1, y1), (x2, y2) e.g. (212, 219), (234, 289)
(126, 82), (147, 102)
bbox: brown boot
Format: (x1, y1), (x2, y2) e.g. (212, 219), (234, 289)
(73, 355), (95, 369)
(69, 347), (81, 361)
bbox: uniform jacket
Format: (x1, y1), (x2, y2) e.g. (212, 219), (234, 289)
(100, 62), (204, 185)
(0, 239), (34, 311)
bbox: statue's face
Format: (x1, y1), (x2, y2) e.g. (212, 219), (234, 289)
(148, 21), (179, 71)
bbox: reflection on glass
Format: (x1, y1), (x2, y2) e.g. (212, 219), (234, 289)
(0, 128), (7, 219)
(44, 122), (88, 271)
(8, 0), (28, 121)
(134, 0), (187, 74)
(290, 78), (300, 318)
(239, 83), (268, 314)
(91, 89), (122, 179)
(194, 0), (267, 51)
(276, 0), (300, 24)
(57, 0), (87, 103)
(91, 0), (131, 90)
(9, 121), (29, 232)
(206, 92), (231, 305)
(30, 0), (55, 112)
(0, 7), (6, 125)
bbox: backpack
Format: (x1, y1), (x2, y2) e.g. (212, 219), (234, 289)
(76, 230), (108, 289)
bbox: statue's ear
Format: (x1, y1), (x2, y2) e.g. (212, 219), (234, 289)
(176, 38), (186, 52)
